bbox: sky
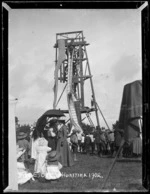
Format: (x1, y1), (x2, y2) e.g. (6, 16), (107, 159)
(9, 9), (142, 128)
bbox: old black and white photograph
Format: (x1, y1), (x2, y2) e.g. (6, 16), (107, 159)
(2, 1), (149, 193)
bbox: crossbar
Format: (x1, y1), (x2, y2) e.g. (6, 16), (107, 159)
(56, 31), (83, 36)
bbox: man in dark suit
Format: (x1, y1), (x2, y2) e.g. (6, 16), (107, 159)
(94, 127), (102, 157)
(84, 134), (91, 155)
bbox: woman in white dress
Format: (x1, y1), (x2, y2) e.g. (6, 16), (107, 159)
(45, 150), (62, 181)
(34, 137), (51, 177)
(31, 129), (40, 161)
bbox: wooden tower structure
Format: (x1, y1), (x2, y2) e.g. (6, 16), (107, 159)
(53, 31), (100, 128)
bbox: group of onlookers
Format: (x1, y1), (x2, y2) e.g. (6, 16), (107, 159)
(70, 128), (116, 157)
(16, 120), (142, 185)
(72, 126), (142, 158)
(16, 119), (79, 184)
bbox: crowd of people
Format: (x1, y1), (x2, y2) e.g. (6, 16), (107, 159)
(70, 127), (117, 157)
(16, 119), (142, 185)
(16, 119), (76, 184)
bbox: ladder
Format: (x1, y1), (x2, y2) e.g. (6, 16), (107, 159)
(86, 112), (95, 128)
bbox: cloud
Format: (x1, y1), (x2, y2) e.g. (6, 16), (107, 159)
(111, 54), (141, 82)
(17, 82), (52, 108)
(9, 9), (141, 126)
(16, 106), (45, 125)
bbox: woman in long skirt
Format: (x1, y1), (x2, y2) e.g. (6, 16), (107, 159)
(56, 121), (74, 167)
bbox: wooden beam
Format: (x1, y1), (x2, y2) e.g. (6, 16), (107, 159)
(54, 42), (89, 48)
(56, 31), (83, 35)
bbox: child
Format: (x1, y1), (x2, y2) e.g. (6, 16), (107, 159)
(45, 150), (62, 181)
(34, 137), (51, 178)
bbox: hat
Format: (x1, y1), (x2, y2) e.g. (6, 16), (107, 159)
(49, 119), (58, 126)
(46, 151), (60, 162)
(17, 132), (27, 140)
(57, 119), (65, 124)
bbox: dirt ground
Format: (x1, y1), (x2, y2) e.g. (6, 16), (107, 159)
(18, 153), (146, 192)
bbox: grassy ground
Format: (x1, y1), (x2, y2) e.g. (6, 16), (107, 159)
(18, 153), (145, 192)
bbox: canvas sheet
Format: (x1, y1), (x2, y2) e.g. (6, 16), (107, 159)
(53, 39), (66, 109)
(119, 80), (142, 142)
(119, 80), (142, 127)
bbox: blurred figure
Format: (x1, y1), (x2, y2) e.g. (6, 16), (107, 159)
(94, 127), (101, 157)
(91, 95), (95, 108)
(122, 141), (132, 157)
(84, 134), (91, 155)
(31, 129), (40, 162)
(70, 129), (78, 161)
(81, 133), (85, 153)
(107, 131), (115, 156)
(67, 135), (72, 150)
(67, 123), (72, 134)
(45, 120), (57, 151)
(17, 132), (30, 169)
(99, 131), (107, 156)
(113, 129), (124, 157)
(76, 132), (82, 152)
(132, 135), (142, 157)
(28, 123), (36, 161)
(88, 131), (95, 155)
(16, 145), (33, 184)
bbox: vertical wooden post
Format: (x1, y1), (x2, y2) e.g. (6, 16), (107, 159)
(5, 96), (18, 191)
(79, 44), (84, 108)
(82, 33), (100, 128)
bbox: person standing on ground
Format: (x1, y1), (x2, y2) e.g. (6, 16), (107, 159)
(99, 131), (107, 156)
(84, 133), (91, 155)
(45, 120), (57, 151)
(81, 133), (85, 153)
(17, 132), (30, 169)
(34, 136), (51, 178)
(94, 127), (101, 157)
(56, 120), (74, 167)
(88, 131), (95, 155)
(31, 129), (40, 162)
(113, 128), (124, 157)
(70, 129), (78, 161)
(107, 131), (115, 156)
(76, 132), (82, 152)
(16, 145), (34, 184)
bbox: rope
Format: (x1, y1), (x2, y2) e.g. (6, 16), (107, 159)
(101, 139), (125, 190)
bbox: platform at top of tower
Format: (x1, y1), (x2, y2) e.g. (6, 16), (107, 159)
(54, 40), (89, 48)
(56, 31), (83, 36)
